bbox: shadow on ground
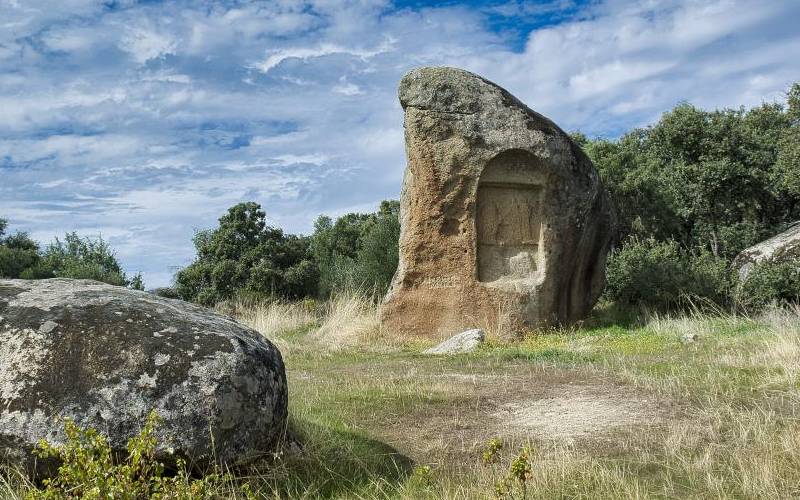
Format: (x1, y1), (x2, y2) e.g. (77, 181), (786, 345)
(580, 301), (646, 329)
(247, 418), (413, 498)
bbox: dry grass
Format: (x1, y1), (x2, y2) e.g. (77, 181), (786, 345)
(480, 297), (516, 340)
(222, 290), (406, 354)
(230, 298), (800, 498)
(756, 304), (800, 384)
(232, 299), (318, 338)
(0, 466), (31, 500)
(311, 291), (383, 349)
(5, 296), (800, 499)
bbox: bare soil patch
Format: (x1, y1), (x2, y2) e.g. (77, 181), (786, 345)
(493, 384), (666, 441)
(371, 362), (678, 465)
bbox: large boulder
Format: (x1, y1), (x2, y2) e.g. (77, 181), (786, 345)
(733, 222), (800, 280)
(0, 279), (287, 476)
(382, 67), (616, 338)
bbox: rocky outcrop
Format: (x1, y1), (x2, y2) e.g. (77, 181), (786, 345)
(382, 67), (616, 338)
(0, 279), (287, 476)
(733, 222), (800, 280)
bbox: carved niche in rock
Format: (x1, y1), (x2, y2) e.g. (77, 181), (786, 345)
(476, 150), (547, 283)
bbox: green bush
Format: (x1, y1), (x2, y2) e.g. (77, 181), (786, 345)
(604, 237), (734, 311)
(353, 200), (400, 295)
(0, 220), (142, 289)
(152, 287), (181, 299)
(175, 202), (318, 305)
(28, 412), (239, 500)
(737, 259), (800, 310)
(310, 200), (399, 298)
(686, 250), (737, 304)
(39, 233), (143, 289)
(0, 233), (40, 279)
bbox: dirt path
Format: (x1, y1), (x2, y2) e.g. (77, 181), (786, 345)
(369, 361), (676, 462)
(492, 384), (666, 441)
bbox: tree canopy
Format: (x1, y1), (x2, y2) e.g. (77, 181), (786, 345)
(584, 86), (800, 260)
(590, 82), (800, 310)
(0, 220), (143, 289)
(174, 202), (318, 305)
(310, 200), (400, 298)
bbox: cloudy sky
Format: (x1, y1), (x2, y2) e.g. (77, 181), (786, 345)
(2, 0), (799, 287)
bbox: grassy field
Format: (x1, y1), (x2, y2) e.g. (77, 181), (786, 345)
(227, 296), (800, 499)
(4, 296), (800, 499)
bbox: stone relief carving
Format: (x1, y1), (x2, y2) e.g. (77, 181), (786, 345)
(477, 151), (545, 283)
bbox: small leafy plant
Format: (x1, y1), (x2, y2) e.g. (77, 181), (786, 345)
(482, 438), (503, 465)
(481, 438), (534, 500)
(407, 464), (434, 492)
(27, 412), (240, 500)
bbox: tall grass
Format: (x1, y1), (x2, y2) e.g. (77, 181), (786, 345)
(0, 466), (30, 500)
(312, 290), (383, 349)
(229, 299), (318, 339)
(477, 297), (516, 340)
(757, 304), (800, 384)
(227, 289), (387, 351)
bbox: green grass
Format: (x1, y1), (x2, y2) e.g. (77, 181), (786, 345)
(262, 305), (800, 499)
(4, 301), (800, 499)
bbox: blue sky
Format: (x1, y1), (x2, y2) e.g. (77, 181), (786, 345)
(2, 0), (799, 288)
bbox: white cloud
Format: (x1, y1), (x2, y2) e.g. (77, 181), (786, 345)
(273, 153), (331, 166)
(119, 26), (179, 64)
(465, 0), (800, 132)
(1, 0), (799, 287)
(568, 60), (677, 100)
(42, 26), (97, 52)
(332, 77), (364, 96)
(251, 37), (395, 73)
(35, 179), (70, 189)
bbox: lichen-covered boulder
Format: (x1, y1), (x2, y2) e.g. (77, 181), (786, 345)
(733, 222), (800, 280)
(0, 279), (287, 476)
(382, 67), (616, 338)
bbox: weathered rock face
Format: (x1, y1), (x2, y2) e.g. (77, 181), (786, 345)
(382, 67), (616, 338)
(0, 279), (287, 476)
(733, 222), (800, 280)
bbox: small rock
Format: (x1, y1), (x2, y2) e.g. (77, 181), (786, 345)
(424, 329), (485, 354)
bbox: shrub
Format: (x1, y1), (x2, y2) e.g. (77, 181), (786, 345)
(479, 438), (533, 499)
(0, 221), (142, 289)
(175, 202), (318, 305)
(310, 200), (399, 299)
(152, 287), (181, 299)
(311, 213), (369, 297)
(738, 258), (800, 311)
(39, 232), (144, 289)
(604, 237), (734, 311)
(0, 233), (40, 279)
(686, 249), (735, 305)
(354, 200), (400, 296)
(28, 412), (238, 500)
